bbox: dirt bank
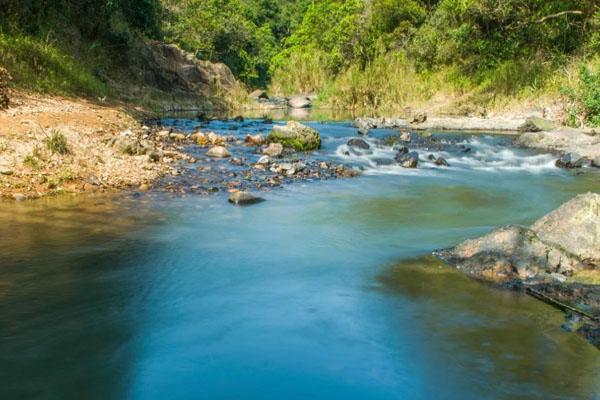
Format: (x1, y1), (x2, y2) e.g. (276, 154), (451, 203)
(0, 92), (183, 200)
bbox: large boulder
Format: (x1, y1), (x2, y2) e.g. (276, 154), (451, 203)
(288, 95), (312, 109)
(268, 121), (321, 151)
(555, 152), (587, 169)
(531, 193), (600, 266)
(438, 193), (600, 283)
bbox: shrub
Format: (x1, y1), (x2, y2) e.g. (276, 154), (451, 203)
(0, 66), (11, 109)
(44, 130), (70, 155)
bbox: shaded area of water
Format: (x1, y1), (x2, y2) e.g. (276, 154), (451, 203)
(0, 121), (599, 399)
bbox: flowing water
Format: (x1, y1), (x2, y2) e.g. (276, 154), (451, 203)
(1, 119), (599, 399)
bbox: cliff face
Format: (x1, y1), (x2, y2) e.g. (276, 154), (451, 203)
(127, 41), (240, 110)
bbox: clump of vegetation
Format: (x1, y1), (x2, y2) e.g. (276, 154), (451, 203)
(23, 146), (44, 169)
(44, 130), (70, 155)
(563, 65), (600, 127)
(0, 66), (11, 109)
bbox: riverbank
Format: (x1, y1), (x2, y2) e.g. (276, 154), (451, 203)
(437, 193), (600, 348)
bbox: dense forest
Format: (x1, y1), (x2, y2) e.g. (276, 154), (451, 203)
(0, 1), (599, 124)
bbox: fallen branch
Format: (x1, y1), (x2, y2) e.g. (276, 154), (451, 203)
(526, 287), (599, 321)
(538, 10), (584, 23)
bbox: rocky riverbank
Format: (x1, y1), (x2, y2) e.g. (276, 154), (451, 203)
(436, 193), (600, 348)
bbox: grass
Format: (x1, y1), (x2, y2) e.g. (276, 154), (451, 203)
(23, 146), (44, 169)
(43, 129), (70, 155)
(0, 32), (108, 97)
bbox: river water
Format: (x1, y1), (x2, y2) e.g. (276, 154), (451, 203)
(1, 119), (599, 399)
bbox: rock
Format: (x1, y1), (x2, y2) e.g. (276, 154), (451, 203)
(0, 168), (13, 176)
(207, 146), (230, 158)
(531, 193), (600, 266)
(268, 121), (321, 151)
(556, 152), (586, 169)
(518, 117), (556, 133)
(169, 132), (186, 142)
(138, 183), (150, 192)
(437, 225), (586, 282)
(112, 136), (150, 156)
(592, 157), (600, 168)
(13, 193), (25, 201)
(435, 157), (449, 167)
(228, 191), (264, 206)
(409, 111), (427, 124)
(263, 143), (284, 157)
(288, 95), (312, 109)
(233, 115), (244, 122)
(249, 89), (269, 100)
(257, 155), (271, 165)
(347, 138), (370, 150)
(400, 131), (412, 142)
(395, 146), (409, 155)
(143, 42), (236, 99)
(355, 119), (370, 135)
(396, 151), (419, 168)
(245, 134), (265, 146)
(427, 154), (436, 161)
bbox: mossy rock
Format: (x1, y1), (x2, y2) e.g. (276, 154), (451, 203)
(268, 121), (321, 151)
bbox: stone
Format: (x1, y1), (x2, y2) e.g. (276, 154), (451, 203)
(592, 157), (600, 168)
(556, 152), (586, 169)
(437, 225), (586, 283)
(228, 191), (264, 206)
(0, 168), (14, 176)
(531, 193), (600, 266)
(13, 193), (25, 201)
(268, 121), (321, 151)
(518, 117), (556, 133)
(207, 146), (230, 158)
(257, 155), (271, 165)
(435, 157), (449, 167)
(409, 111), (427, 124)
(396, 151), (419, 168)
(245, 134), (265, 146)
(263, 143), (284, 157)
(400, 131), (412, 142)
(394, 146), (409, 155)
(347, 138), (370, 150)
(249, 89), (269, 100)
(139, 183), (150, 192)
(288, 95), (312, 109)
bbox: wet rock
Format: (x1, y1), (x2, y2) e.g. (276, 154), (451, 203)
(207, 146), (230, 158)
(228, 191), (264, 206)
(288, 95), (312, 109)
(518, 117), (556, 133)
(396, 151), (419, 168)
(592, 157), (600, 168)
(395, 146), (409, 155)
(138, 183), (150, 192)
(347, 138), (370, 150)
(400, 131), (412, 142)
(263, 143), (283, 157)
(245, 134), (265, 146)
(556, 152), (586, 169)
(268, 121), (321, 151)
(233, 115), (244, 122)
(435, 157), (449, 167)
(257, 155), (271, 165)
(427, 154), (436, 161)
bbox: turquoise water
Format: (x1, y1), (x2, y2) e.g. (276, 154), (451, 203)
(0, 121), (599, 399)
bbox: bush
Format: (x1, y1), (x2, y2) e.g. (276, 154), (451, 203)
(0, 66), (11, 109)
(44, 130), (70, 155)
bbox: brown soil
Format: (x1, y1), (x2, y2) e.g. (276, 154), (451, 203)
(0, 91), (177, 200)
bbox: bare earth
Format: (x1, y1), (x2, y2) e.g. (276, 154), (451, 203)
(0, 92), (175, 199)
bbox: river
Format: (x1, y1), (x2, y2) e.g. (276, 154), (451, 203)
(1, 119), (599, 399)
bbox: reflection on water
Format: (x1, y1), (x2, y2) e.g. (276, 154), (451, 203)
(378, 257), (600, 399)
(0, 121), (599, 399)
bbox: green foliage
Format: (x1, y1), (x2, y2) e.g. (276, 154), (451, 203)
(0, 33), (108, 96)
(44, 130), (70, 155)
(564, 64), (600, 127)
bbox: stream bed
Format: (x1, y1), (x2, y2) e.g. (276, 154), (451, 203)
(1, 119), (599, 399)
